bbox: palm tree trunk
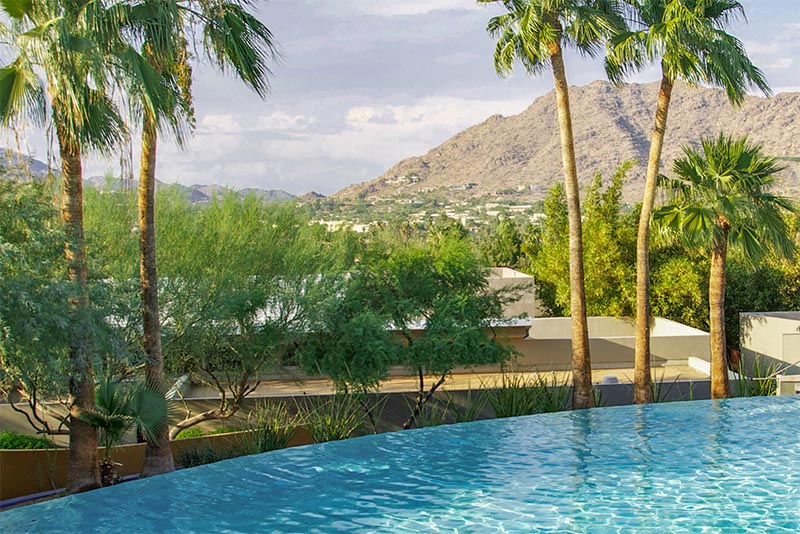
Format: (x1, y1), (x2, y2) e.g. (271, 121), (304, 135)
(709, 232), (731, 399)
(633, 72), (674, 404)
(139, 113), (175, 476)
(549, 38), (593, 410)
(57, 124), (101, 493)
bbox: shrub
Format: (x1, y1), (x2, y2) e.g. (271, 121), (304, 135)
(487, 373), (571, 418)
(0, 431), (57, 449)
(235, 401), (296, 455)
(175, 445), (233, 469)
(446, 388), (489, 423)
(735, 355), (785, 397)
(299, 394), (366, 443)
(174, 428), (205, 440)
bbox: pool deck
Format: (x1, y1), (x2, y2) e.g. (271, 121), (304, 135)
(186, 365), (710, 398)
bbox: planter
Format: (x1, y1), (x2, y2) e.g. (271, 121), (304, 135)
(0, 426), (313, 502)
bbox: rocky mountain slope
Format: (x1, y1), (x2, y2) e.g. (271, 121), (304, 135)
(336, 80), (800, 202)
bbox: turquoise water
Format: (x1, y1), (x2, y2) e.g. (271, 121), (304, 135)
(2, 396), (799, 533)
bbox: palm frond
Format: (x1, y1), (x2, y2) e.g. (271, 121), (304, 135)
(659, 134), (794, 263)
(610, 0), (770, 101)
(0, 58), (45, 126)
(202, 1), (279, 98)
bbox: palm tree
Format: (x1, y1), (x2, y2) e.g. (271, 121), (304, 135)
(655, 134), (795, 398)
(484, 0), (624, 409)
(605, 0), (769, 404)
(0, 0), (177, 492)
(79, 377), (168, 486)
(130, 1), (277, 477)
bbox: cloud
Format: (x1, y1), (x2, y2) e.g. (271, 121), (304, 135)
(323, 96), (532, 164)
(198, 112), (317, 135)
(767, 57), (794, 70)
(324, 0), (481, 17)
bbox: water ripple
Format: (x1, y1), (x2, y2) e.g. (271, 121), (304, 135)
(2, 397), (799, 533)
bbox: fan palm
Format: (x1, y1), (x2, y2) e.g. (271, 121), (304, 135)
(484, 0), (624, 409)
(655, 134), (795, 398)
(79, 377), (168, 486)
(605, 0), (769, 403)
(0, 0), (178, 492)
(124, 0), (277, 476)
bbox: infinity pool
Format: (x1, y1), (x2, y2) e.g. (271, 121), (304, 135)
(2, 396), (799, 533)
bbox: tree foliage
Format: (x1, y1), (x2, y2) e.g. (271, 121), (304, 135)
(299, 227), (517, 428)
(530, 164), (636, 316)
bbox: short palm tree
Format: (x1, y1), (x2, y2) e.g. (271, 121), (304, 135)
(127, 0), (278, 476)
(484, 0), (624, 409)
(0, 0), (178, 492)
(655, 134), (795, 398)
(79, 377), (168, 486)
(605, 0), (770, 404)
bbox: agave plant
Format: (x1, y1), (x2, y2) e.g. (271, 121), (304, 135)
(79, 377), (168, 486)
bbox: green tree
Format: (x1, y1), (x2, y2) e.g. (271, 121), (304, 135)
(476, 218), (525, 268)
(155, 194), (338, 438)
(485, 0), (624, 409)
(0, 0), (176, 492)
(0, 179), (72, 436)
(130, 0), (278, 477)
(649, 245), (708, 330)
(530, 165), (636, 317)
(725, 255), (800, 353)
(655, 134), (795, 398)
(364, 233), (515, 429)
(297, 274), (399, 396)
(606, 0), (770, 403)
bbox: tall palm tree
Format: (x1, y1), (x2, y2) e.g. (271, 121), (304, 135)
(130, 0), (277, 476)
(605, 0), (769, 403)
(655, 134), (794, 398)
(484, 0), (623, 409)
(0, 0), (177, 492)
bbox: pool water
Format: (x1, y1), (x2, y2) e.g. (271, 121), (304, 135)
(2, 396), (799, 533)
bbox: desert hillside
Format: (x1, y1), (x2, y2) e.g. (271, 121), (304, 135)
(335, 80), (800, 202)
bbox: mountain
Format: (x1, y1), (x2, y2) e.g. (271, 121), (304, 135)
(335, 80), (800, 202)
(1, 152), (299, 203)
(66, 176), (296, 204)
(0, 150), (51, 179)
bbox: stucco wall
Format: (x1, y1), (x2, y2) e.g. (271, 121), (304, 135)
(740, 312), (800, 374)
(509, 317), (709, 371)
(487, 267), (539, 318)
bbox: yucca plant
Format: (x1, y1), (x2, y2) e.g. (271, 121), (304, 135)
(733, 355), (787, 397)
(488, 372), (572, 418)
(299, 395), (366, 443)
(79, 377), (168, 486)
(447, 388), (489, 424)
(412, 398), (451, 428)
(235, 401), (296, 454)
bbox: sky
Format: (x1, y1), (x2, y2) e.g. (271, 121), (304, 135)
(15, 0), (800, 195)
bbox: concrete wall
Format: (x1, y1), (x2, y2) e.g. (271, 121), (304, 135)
(505, 317), (710, 371)
(487, 267), (540, 318)
(0, 428), (314, 502)
(740, 312), (800, 374)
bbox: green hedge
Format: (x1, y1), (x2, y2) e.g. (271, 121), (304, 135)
(0, 431), (56, 449)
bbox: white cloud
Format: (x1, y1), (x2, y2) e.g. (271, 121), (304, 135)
(198, 112), (317, 135)
(767, 57), (794, 69)
(743, 41), (780, 55)
(323, 96), (532, 164)
(326, 0), (481, 17)
(198, 114), (242, 135)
